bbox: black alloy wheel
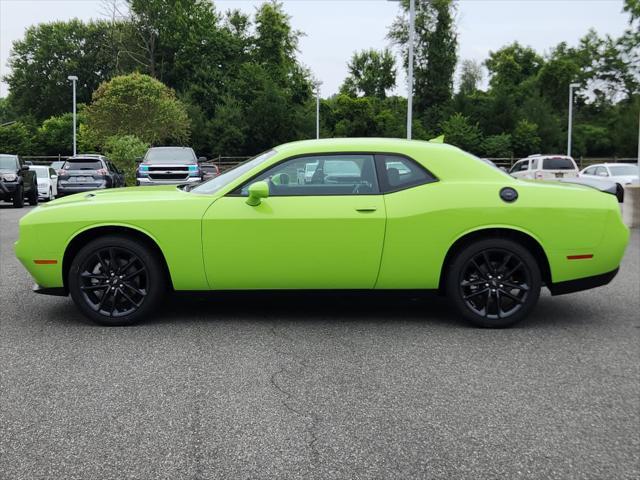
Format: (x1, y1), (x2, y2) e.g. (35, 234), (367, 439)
(447, 238), (541, 328)
(69, 235), (166, 325)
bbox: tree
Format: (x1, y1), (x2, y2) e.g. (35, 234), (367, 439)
(4, 19), (130, 121)
(389, 0), (458, 129)
(485, 43), (543, 93)
(458, 59), (483, 95)
(0, 122), (32, 154)
(103, 134), (149, 184)
(85, 73), (190, 145)
(511, 119), (541, 157)
(481, 133), (512, 158)
(441, 113), (483, 153)
(33, 113), (76, 155)
(340, 49), (397, 98)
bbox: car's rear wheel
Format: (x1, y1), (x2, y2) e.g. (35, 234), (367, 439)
(12, 185), (24, 208)
(68, 235), (166, 326)
(27, 185), (38, 206)
(446, 238), (541, 328)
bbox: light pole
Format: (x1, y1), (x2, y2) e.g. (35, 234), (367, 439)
(567, 82), (580, 157)
(68, 75), (78, 156)
(389, 0), (415, 139)
(315, 80), (322, 140)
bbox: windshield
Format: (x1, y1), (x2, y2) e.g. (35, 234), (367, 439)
(543, 157), (575, 170)
(0, 155), (18, 170)
(144, 148), (197, 164)
(31, 166), (49, 178)
(191, 150), (276, 195)
(609, 165), (638, 176)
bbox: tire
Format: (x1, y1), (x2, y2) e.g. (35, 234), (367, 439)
(615, 183), (624, 203)
(27, 184), (38, 206)
(446, 238), (542, 328)
(68, 235), (167, 326)
(48, 187), (54, 201)
(12, 185), (24, 208)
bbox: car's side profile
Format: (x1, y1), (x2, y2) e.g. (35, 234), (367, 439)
(15, 138), (629, 328)
(29, 165), (59, 201)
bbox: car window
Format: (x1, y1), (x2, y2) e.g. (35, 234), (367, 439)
(584, 166), (596, 175)
(376, 155), (436, 192)
(49, 168), (56, 177)
(509, 160), (528, 173)
(0, 155), (19, 170)
(530, 158), (538, 170)
(63, 160), (102, 170)
(542, 157), (575, 170)
(30, 166), (50, 178)
(144, 148), (197, 164)
(595, 166), (609, 177)
(609, 165), (638, 176)
(237, 154), (379, 196)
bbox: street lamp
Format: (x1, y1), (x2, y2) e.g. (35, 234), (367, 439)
(389, 0), (415, 140)
(567, 82), (580, 157)
(314, 80), (322, 140)
(68, 75), (78, 156)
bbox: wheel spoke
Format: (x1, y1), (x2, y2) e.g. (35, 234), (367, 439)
(109, 290), (119, 316)
(499, 289), (524, 304)
(502, 281), (529, 291)
(123, 267), (146, 281)
(497, 253), (512, 273)
(80, 272), (108, 280)
(122, 282), (146, 297)
(461, 279), (486, 287)
(109, 248), (118, 271)
(482, 251), (493, 274)
(95, 251), (110, 273)
(80, 284), (109, 291)
(119, 288), (142, 308)
(464, 287), (489, 300)
(470, 258), (486, 278)
(118, 257), (137, 274)
(503, 261), (523, 279)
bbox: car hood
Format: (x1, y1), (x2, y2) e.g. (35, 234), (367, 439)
(41, 185), (188, 207)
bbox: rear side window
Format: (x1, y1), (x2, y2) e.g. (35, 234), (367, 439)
(376, 155), (436, 192)
(509, 160), (529, 173)
(64, 160), (102, 170)
(543, 157), (575, 170)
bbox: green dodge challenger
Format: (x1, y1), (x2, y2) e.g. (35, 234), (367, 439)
(15, 138), (629, 327)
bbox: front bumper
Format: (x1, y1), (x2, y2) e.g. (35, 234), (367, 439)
(136, 176), (201, 186)
(0, 180), (19, 196)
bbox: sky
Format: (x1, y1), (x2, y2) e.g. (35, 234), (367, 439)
(0, 0), (632, 98)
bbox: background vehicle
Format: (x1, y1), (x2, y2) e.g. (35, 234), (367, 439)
(16, 139), (628, 329)
(29, 165), (58, 201)
(580, 163), (639, 202)
(136, 147), (205, 186)
(200, 163), (220, 181)
(50, 160), (65, 176)
(57, 155), (125, 196)
(509, 154), (579, 180)
(0, 154), (38, 208)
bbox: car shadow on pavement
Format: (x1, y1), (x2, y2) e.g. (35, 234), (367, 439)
(42, 289), (603, 331)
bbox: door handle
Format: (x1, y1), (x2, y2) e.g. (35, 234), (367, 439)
(356, 207), (377, 213)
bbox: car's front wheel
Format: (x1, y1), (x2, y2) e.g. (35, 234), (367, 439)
(27, 185), (38, 206)
(68, 235), (166, 326)
(446, 238), (541, 328)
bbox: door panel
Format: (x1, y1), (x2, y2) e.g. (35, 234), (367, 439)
(202, 195), (386, 289)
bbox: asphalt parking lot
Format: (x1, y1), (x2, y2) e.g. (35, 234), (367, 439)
(1, 204), (638, 480)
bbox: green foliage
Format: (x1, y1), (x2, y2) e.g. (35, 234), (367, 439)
(341, 49), (397, 99)
(85, 73), (190, 146)
(4, 19), (130, 121)
(441, 113), (483, 153)
(511, 120), (542, 157)
(485, 43), (543, 93)
(102, 134), (149, 184)
(481, 133), (513, 158)
(0, 122), (32, 154)
(33, 113), (76, 156)
(389, 0), (458, 129)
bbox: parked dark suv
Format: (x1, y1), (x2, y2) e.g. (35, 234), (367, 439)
(57, 155), (125, 196)
(0, 154), (38, 208)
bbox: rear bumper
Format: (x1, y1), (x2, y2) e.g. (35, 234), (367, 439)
(548, 267), (619, 296)
(57, 184), (106, 195)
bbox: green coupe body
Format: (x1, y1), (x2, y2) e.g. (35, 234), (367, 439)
(15, 138), (629, 326)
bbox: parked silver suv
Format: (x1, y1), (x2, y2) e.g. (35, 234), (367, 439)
(136, 147), (205, 186)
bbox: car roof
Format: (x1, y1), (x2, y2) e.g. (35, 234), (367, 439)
(147, 146), (194, 150)
(68, 154), (105, 160)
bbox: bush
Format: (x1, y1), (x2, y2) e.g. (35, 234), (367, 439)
(85, 73), (190, 146)
(103, 135), (149, 185)
(511, 119), (541, 157)
(481, 133), (513, 158)
(440, 113), (483, 153)
(0, 122), (32, 154)
(33, 113), (74, 155)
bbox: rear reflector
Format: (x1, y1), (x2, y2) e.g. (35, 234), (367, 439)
(34, 259), (57, 265)
(567, 254), (594, 260)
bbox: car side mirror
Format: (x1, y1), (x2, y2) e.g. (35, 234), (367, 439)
(19, 165), (29, 172)
(51, 174), (58, 179)
(246, 181), (269, 206)
(198, 156), (207, 163)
